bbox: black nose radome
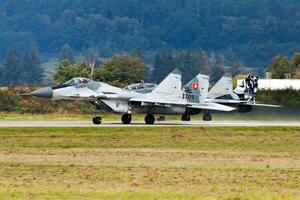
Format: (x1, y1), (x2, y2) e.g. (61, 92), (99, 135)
(30, 87), (53, 98)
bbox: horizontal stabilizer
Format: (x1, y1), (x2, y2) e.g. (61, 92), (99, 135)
(247, 103), (282, 108)
(212, 99), (281, 108)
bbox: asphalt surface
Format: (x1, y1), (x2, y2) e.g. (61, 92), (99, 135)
(0, 121), (299, 127)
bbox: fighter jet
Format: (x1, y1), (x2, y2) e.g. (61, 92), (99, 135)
(24, 69), (236, 125)
(116, 73), (280, 122)
(207, 73), (280, 114)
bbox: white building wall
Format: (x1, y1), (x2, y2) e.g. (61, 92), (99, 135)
(237, 79), (300, 90)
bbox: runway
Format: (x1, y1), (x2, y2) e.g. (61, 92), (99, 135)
(0, 121), (299, 127)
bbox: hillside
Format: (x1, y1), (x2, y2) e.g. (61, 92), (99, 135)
(0, 0), (300, 67)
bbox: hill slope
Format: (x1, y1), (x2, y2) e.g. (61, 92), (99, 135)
(0, 0), (300, 66)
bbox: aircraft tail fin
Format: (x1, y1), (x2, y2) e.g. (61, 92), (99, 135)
(233, 75), (259, 101)
(207, 73), (233, 99)
(151, 69), (182, 96)
(184, 73), (209, 103)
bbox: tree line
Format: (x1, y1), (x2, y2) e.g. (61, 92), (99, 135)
(55, 55), (145, 88)
(53, 46), (300, 86)
(266, 53), (300, 79)
(152, 47), (245, 83)
(55, 45), (245, 86)
(1, 42), (300, 87)
(0, 45), (43, 85)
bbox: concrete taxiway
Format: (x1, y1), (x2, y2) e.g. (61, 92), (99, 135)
(0, 121), (299, 127)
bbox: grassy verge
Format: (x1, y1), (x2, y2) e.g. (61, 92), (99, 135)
(0, 127), (299, 199)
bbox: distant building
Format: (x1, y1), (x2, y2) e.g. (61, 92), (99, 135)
(257, 79), (300, 90)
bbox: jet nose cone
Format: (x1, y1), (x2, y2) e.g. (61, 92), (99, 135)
(30, 87), (53, 98)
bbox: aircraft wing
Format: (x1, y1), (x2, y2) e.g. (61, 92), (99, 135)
(130, 97), (187, 106)
(189, 103), (236, 112)
(130, 97), (236, 111)
(212, 99), (249, 104)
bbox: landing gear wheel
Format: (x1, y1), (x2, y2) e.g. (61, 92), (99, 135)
(181, 113), (191, 121)
(203, 112), (212, 121)
(145, 114), (155, 125)
(157, 116), (166, 121)
(121, 113), (132, 124)
(92, 116), (102, 124)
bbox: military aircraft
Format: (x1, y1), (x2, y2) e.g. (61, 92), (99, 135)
(124, 73), (280, 121)
(122, 73), (279, 121)
(207, 73), (280, 114)
(24, 69), (236, 125)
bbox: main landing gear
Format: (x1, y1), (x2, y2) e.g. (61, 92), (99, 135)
(92, 116), (102, 124)
(122, 113), (156, 125)
(121, 113), (132, 124)
(122, 113), (155, 125)
(203, 112), (212, 121)
(145, 114), (155, 125)
(181, 113), (191, 121)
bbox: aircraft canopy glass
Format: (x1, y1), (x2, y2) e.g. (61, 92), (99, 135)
(124, 83), (157, 91)
(64, 77), (92, 86)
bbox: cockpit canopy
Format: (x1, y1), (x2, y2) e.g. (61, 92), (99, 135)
(124, 83), (157, 91)
(64, 77), (92, 86)
(124, 83), (157, 93)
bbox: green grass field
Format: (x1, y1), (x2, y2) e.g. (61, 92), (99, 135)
(0, 127), (299, 199)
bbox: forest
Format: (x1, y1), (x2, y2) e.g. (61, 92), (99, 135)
(0, 0), (300, 68)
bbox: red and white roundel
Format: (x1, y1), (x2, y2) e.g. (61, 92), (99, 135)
(192, 82), (200, 90)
